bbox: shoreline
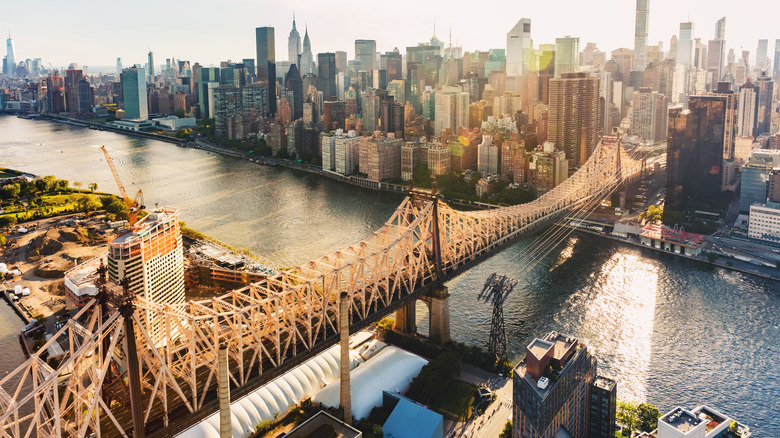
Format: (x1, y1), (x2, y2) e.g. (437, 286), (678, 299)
(569, 226), (780, 282)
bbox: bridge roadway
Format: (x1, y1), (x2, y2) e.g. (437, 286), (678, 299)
(0, 136), (643, 438)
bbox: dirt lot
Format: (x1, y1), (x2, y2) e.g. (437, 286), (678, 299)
(1, 214), (115, 317)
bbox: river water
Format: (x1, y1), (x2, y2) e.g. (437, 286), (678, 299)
(1, 115), (778, 434)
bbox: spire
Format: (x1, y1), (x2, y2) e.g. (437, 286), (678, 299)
(292, 12), (297, 31)
(305, 23), (308, 38)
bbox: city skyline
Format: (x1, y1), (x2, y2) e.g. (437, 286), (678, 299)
(2, 0), (779, 70)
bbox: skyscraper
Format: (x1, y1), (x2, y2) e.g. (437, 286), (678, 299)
(631, 87), (668, 143)
(299, 26), (315, 76)
(548, 72), (599, 167)
(147, 51), (155, 82)
(355, 39), (377, 72)
(256, 26), (276, 116)
(554, 36), (580, 77)
(288, 14), (301, 66)
(5, 33), (16, 76)
(677, 22), (695, 67)
(284, 63), (303, 120)
(507, 18), (532, 76)
(755, 73), (774, 134)
(198, 67), (220, 118)
(756, 39), (768, 71)
(116, 58), (122, 76)
(121, 66), (148, 120)
(633, 0), (649, 71)
(774, 39), (780, 82)
(736, 81), (758, 137)
(715, 17), (726, 41)
(318, 53), (337, 101)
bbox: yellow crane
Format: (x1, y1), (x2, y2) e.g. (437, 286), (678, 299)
(99, 146), (145, 226)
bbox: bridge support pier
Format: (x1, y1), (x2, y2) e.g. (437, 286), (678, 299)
(619, 190), (626, 209)
(424, 286), (451, 345)
(395, 301), (417, 334)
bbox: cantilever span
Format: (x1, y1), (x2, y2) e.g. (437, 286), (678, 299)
(0, 138), (643, 438)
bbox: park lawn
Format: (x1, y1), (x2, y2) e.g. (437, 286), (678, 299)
(431, 379), (477, 421)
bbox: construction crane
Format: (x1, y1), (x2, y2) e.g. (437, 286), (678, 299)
(99, 145), (145, 226)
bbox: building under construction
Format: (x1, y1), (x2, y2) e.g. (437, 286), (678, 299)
(187, 239), (279, 289)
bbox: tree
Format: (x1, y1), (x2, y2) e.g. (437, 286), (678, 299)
(174, 108), (186, 118)
(0, 215), (17, 230)
(73, 181), (83, 189)
(35, 175), (56, 193)
(54, 179), (69, 192)
(100, 196), (129, 220)
(88, 182), (98, 192)
(498, 420), (512, 438)
(77, 196), (102, 213)
(376, 317), (395, 332)
(412, 162), (433, 188)
(1, 183), (21, 200)
(637, 402), (662, 432)
(617, 401), (640, 434)
(642, 205), (663, 222)
(707, 251), (719, 262)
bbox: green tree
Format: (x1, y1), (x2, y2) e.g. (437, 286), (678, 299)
(77, 196), (102, 213)
(88, 182), (98, 192)
(617, 401), (640, 434)
(707, 251), (719, 262)
(73, 181), (83, 189)
(174, 108), (186, 118)
(412, 162), (433, 188)
(1, 183), (21, 200)
(376, 317), (395, 332)
(498, 420), (512, 438)
(642, 205), (663, 222)
(0, 215), (17, 230)
(35, 175), (56, 193)
(54, 179), (69, 192)
(637, 403), (662, 432)
(100, 196), (129, 220)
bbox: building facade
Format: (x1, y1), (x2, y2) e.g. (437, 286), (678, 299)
(255, 27), (276, 116)
(548, 72), (599, 167)
(121, 66), (148, 120)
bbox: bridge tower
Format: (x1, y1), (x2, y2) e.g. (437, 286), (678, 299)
(395, 182), (451, 345)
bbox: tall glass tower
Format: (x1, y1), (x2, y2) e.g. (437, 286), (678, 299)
(256, 27), (276, 116)
(633, 0), (649, 71)
(288, 14), (301, 66)
(121, 66), (148, 120)
(6, 33), (16, 76)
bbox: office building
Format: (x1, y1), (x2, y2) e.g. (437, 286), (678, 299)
(318, 53), (337, 100)
(677, 22), (695, 67)
(739, 156), (772, 213)
(513, 332), (615, 438)
(715, 17), (726, 41)
(121, 66), (148, 120)
(198, 67), (220, 118)
(755, 73), (774, 134)
(736, 80), (759, 137)
(285, 63), (304, 120)
(548, 72), (599, 167)
(213, 85), (241, 138)
(5, 34), (15, 76)
(147, 51), (155, 82)
(666, 94), (733, 211)
(554, 36), (580, 77)
(611, 48), (634, 83)
(633, 0), (649, 71)
(334, 130), (361, 175)
(299, 26), (315, 76)
(356, 39), (377, 72)
(774, 39), (780, 84)
(706, 39), (725, 87)
(256, 27), (276, 116)
(588, 377), (617, 438)
(108, 208), (184, 343)
(434, 86), (469, 137)
(631, 87), (668, 143)
(359, 135), (402, 182)
(756, 39), (768, 71)
(288, 14), (301, 66)
(507, 19), (532, 76)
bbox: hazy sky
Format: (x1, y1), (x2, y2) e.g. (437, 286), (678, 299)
(2, 0), (778, 71)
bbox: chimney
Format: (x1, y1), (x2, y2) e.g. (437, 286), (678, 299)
(339, 292), (352, 424)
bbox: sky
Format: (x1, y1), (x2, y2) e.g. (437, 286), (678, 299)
(2, 0), (779, 72)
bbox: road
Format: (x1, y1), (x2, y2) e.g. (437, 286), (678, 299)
(444, 364), (513, 438)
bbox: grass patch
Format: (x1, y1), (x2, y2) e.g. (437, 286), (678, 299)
(431, 379), (477, 420)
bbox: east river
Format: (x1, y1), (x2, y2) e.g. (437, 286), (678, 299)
(1, 116), (779, 434)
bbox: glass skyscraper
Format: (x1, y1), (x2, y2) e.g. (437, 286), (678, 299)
(121, 66), (148, 120)
(256, 27), (276, 116)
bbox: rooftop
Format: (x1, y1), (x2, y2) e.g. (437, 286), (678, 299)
(111, 207), (179, 247)
(640, 224), (705, 248)
(285, 410), (362, 438)
(527, 339), (554, 359)
(661, 407), (703, 433)
(593, 376), (616, 391)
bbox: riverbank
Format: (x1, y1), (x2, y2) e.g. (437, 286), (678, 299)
(569, 225), (780, 282)
(42, 114), (188, 146)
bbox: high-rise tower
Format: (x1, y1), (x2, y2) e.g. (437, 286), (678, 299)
(116, 58), (122, 76)
(677, 22), (695, 67)
(355, 39), (377, 72)
(554, 36), (580, 77)
(121, 66), (148, 120)
(633, 0), (649, 71)
(548, 72), (599, 167)
(6, 33), (16, 76)
(147, 51), (154, 82)
(715, 17), (726, 41)
(256, 26), (276, 116)
(506, 18), (532, 76)
(288, 14), (301, 67)
(756, 39), (768, 71)
(300, 25), (315, 76)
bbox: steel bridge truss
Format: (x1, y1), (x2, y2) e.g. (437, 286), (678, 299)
(0, 138), (642, 437)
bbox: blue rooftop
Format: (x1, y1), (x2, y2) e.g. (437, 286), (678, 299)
(382, 394), (443, 438)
